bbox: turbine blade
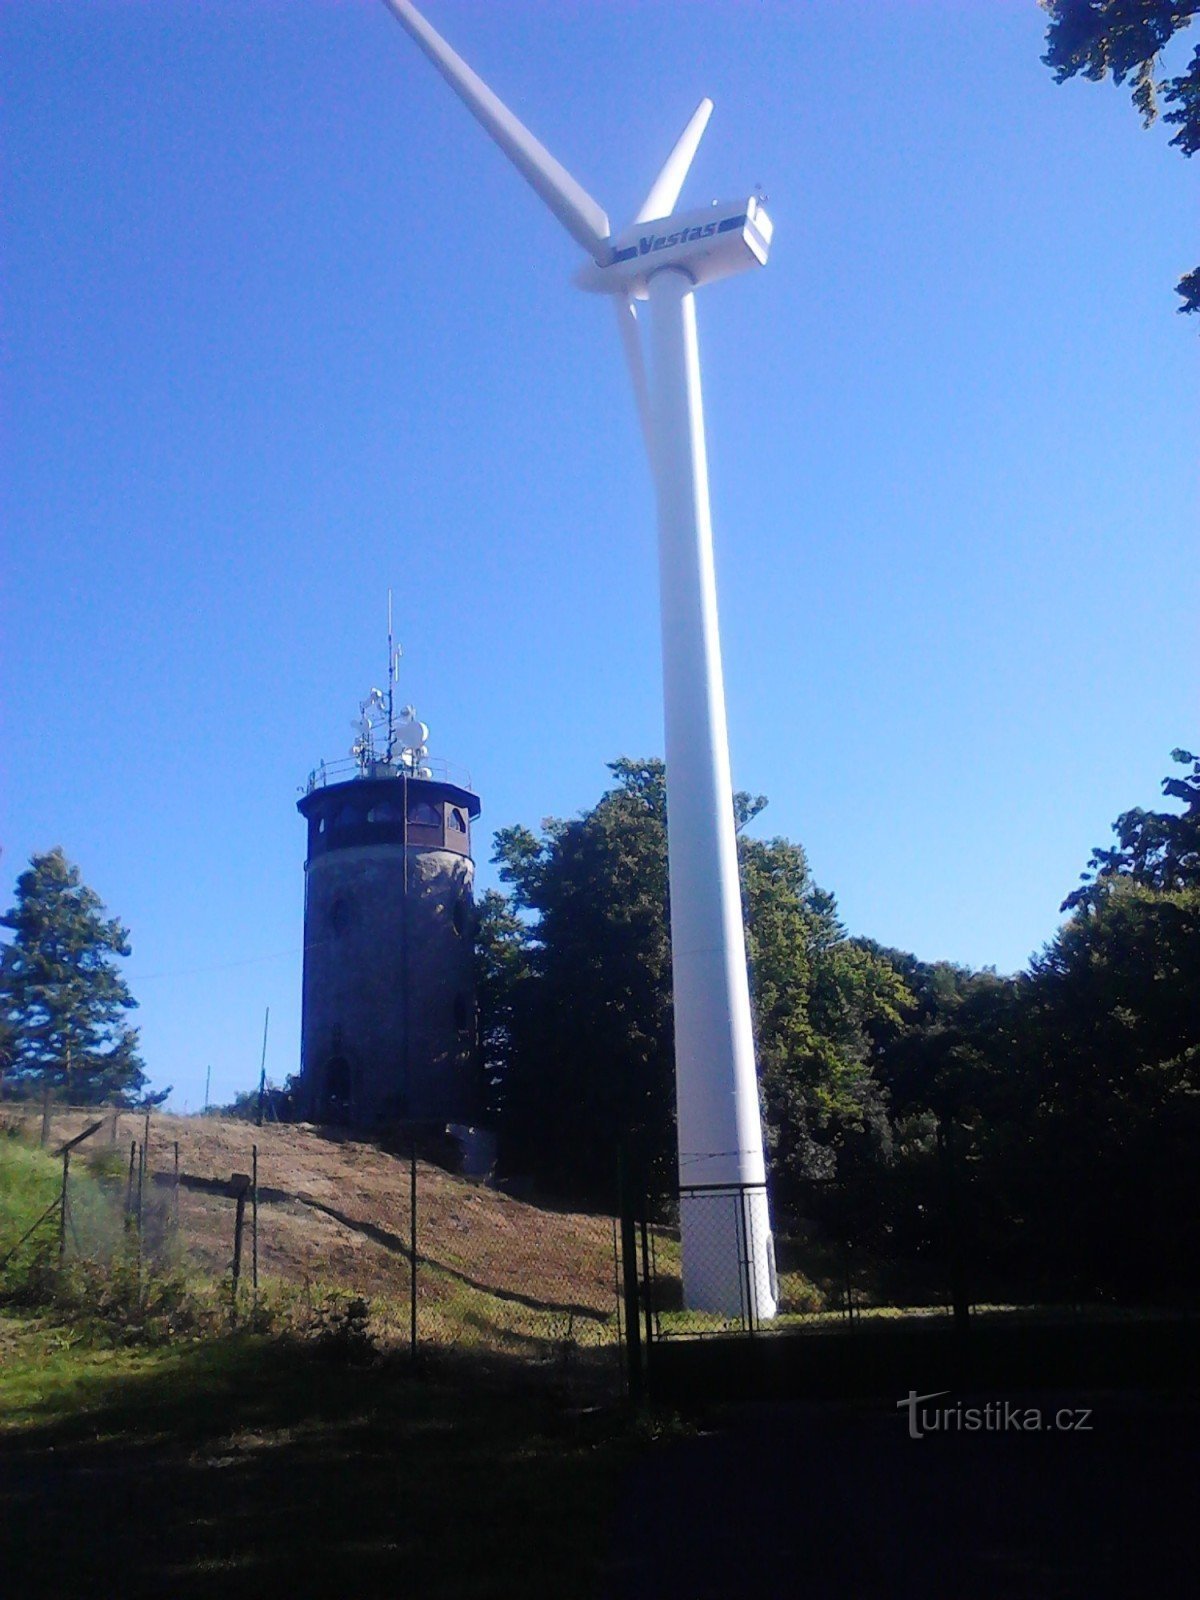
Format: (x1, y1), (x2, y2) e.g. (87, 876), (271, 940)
(634, 98), (713, 224)
(614, 297), (655, 467)
(380, 0), (611, 263)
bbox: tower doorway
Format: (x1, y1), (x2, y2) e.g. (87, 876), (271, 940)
(321, 1055), (353, 1123)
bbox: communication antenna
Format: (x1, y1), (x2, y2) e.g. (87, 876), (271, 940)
(386, 590), (402, 765)
(348, 599), (407, 774)
(351, 689), (387, 773)
(394, 703), (429, 773)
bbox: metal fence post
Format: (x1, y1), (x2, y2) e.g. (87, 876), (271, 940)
(229, 1172), (251, 1328)
(939, 1119), (971, 1338)
(58, 1148), (70, 1267)
(135, 1129), (146, 1292)
(52, 1120), (103, 1271)
(610, 1215), (624, 1381)
(136, 1130), (146, 1237)
(617, 1148), (644, 1406)
(639, 1210), (654, 1354)
(409, 1133), (418, 1358)
(842, 1230), (855, 1325)
(125, 1140), (137, 1228)
(252, 1143), (259, 1308)
(648, 1215), (662, 1344)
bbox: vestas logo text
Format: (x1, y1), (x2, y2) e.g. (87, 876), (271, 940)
(639, 221), (719, 255)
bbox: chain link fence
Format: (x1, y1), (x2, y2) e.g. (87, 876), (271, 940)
(1, 1105), (627, 1394)
(636, 1160), (1200, 1341)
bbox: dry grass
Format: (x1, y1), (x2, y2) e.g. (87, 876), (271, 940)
(8, 1107), (623, 1361)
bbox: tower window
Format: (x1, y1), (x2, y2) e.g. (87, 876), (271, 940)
(448, 808), (466, 833)
(368, 801), (403, 824)
(328, 896), (353, 935)
(409, 801), (440, 827)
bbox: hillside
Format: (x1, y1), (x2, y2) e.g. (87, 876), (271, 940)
(6, 1108), (623, 1358)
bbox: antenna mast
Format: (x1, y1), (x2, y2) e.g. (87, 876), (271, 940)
(386, 589), (401, 766)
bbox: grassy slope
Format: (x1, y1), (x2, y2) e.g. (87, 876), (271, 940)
(5, 1111), (627, 1354)
(0, 1139), (62, 1255)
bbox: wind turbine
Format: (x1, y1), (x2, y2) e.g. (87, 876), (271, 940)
(379, 0), (778, 1320)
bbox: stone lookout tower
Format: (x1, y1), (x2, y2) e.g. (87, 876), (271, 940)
(296, 667), (481, 1128)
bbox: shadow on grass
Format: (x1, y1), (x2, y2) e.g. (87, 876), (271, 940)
(0, 1332), (635, 1600)
(647, 1307), (1199, 1408)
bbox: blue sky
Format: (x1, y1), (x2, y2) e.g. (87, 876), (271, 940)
(3, 1), (1195, 1110)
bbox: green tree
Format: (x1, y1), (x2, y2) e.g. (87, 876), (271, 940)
(0, 1011), (14, 1098)
(740, 837), (910, 1199)
(1011, 753), (1200, 1299)
(0, 848), (147, 1104)
(1005, 880), (1199, 1302)
(473, 888), (531, 1123)
(854, 951), (1024, 1309)
(492, 759), (675, 1200)
(488, 758), (911, 1205)
(1061, 747), (1200, 908)
(862, 952), (1017, 1133)
(1041, 1), (1200, 314)
(879, 752), (1200, 1305)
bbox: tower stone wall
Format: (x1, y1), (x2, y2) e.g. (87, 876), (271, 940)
(296, 773), (481, 1126)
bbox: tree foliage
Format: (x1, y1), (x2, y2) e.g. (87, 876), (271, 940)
(483, 759), (910, 1204)
(1061, 747), (1199, 909)
(490, 759), (675, 1201)
(0, 848), (147, 1105)
(1041, 1), (1200, 313)
(473, 887), (532, 1123)
(477, 747), (1197, 1305)
(740, 834), (910, 1199)
(876, 750), (1200, 1304)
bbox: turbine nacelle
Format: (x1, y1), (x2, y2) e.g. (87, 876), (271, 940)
(381, 1), (773, 305)
(576, 197), (773, 300)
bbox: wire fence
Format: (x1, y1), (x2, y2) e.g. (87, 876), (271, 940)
(6, 1105), (1193, 1411)
(636, 1162), (1200, 1341)
(0, 1105), (626, 1394)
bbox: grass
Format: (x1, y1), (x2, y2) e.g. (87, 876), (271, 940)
(0, 1129), (648, 1597)
(0, 1318), (166, 1427)
(0, 1312), (644, 1600)
(1, 1125), (134, 1265)
(0, 1136), (62, 1255)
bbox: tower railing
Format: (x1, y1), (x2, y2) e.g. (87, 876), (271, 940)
(304, 755), (474, 795)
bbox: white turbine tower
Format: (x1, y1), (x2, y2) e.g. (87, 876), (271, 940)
(380, 0), (777, 1320)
